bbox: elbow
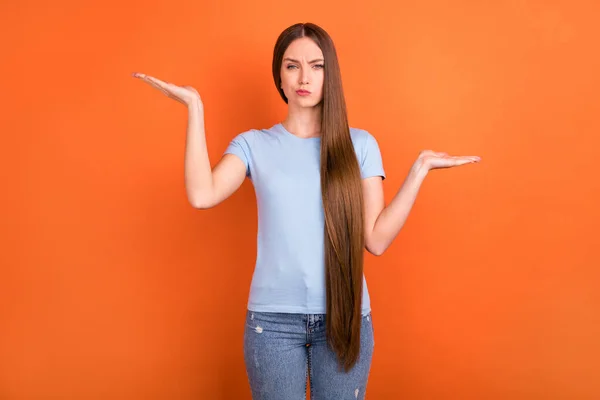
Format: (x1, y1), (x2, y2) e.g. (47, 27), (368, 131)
(369, 248), (385, 257)
(190, 200), (211, 210)
(188, 192), (214, 210)
(366, 241), (386, 257)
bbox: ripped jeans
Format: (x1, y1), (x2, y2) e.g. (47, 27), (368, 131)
(243, 310), (375, 400)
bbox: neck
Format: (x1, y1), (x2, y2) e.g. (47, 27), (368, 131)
(282, 103), (322, 138)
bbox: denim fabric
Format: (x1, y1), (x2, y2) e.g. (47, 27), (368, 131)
(243, 310), (375, 399)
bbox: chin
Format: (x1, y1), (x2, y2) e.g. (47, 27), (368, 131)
(294, 98), (322, 108)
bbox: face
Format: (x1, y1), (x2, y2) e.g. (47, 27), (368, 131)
(280, 37), (325, 107)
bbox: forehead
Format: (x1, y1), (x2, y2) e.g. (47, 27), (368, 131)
(283, 37), (323, 60)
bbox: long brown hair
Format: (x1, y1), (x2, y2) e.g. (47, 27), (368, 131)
(272, 22), (365, 372)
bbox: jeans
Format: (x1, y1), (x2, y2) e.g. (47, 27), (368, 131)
(243, 309), (375, 399)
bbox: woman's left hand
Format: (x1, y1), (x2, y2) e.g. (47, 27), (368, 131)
(415, 150), (481, 172)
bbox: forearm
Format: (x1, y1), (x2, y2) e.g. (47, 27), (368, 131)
(370, 163), (428, 254)
(184, 100), (213, 208)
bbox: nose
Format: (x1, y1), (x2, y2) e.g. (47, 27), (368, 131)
(300, 67), (309, 85)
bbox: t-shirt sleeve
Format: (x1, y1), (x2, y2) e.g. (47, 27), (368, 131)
(223, 133), (251, 177)
(360, 132), (386, 180)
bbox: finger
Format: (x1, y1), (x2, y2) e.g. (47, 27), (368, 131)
(145, 75), (171, 89)
(455, 156), (480, 163)
(453, 159), (473, 166)
(133, 73), (161, 89)
(141, 77), (174, 97)
(133, 72), (158, 83)
(142, 76), (169, 90)
(134, 73), (171, 90)
(458, 157), (479, 165)
(146, 80), (172, 97)
(133, 73), (190, 105)
(140, 77), (163, 90)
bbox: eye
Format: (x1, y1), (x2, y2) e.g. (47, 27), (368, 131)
(286, 64), (298, 69)
(314, 64), (324, 69)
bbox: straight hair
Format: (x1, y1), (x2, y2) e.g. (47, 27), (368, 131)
(272, 22), (365, 372)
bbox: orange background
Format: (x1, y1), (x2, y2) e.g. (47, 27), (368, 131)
(2, 0), (599, 399)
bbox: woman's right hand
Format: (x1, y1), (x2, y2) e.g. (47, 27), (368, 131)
(132, 72), (202, 108)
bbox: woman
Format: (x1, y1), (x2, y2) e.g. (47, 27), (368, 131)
(133, 22), (480, 400)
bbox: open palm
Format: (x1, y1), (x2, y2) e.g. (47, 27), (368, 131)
(418, 150), (481, 171)
(132, 72), (202, 107)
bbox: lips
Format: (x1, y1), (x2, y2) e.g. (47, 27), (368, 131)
(296, 89), (311, 95)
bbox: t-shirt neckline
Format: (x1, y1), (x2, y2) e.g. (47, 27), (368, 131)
(277, 123), (321, 141)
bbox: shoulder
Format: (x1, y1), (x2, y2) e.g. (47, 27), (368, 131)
(231, 125), (280, 145)
(350, 126), (379, 143)
(231, 128), (258, 142)
(349, 127), (386, 178)
(349, 126), (379, 154)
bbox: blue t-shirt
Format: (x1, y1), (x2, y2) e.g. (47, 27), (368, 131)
(224, 123), (386, 316)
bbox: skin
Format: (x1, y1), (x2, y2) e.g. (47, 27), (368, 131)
(132, 37), (481, 256)
(278, 37), (325, 139)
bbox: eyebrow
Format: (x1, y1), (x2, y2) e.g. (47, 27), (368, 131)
(283, 58), (324, 63)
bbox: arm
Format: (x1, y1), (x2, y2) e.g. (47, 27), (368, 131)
(184, 100), (246, 209)
(363, 150), (481, 256)
(132, 73), (246, 210)
(363, 163), (427, 256)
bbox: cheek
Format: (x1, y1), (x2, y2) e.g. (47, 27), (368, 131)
(281, 76), (292, 91)
(317, 77), (325, 95)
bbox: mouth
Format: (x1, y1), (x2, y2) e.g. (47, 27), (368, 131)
(296, 89), (311, 95)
